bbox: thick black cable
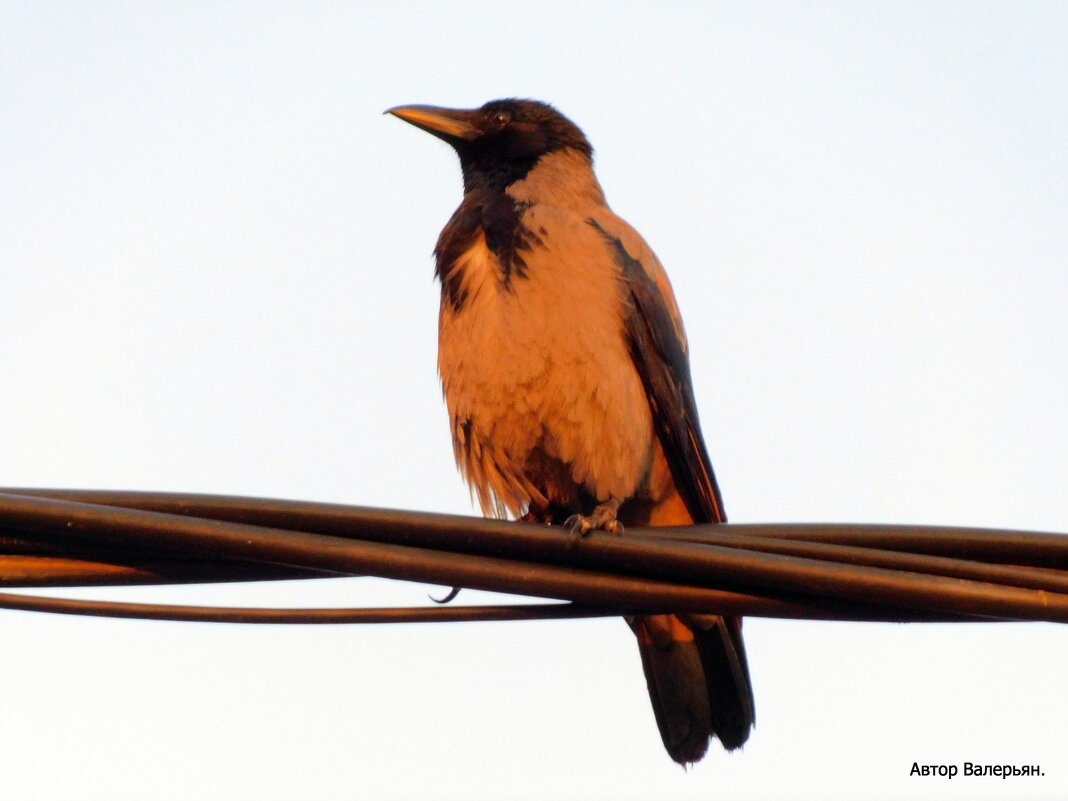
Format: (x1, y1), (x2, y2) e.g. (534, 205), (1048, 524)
(10, 488), (1068, 571)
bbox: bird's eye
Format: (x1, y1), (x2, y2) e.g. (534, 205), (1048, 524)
(492, 110), (511, 126)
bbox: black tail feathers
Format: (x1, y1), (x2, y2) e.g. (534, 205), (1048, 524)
(632, 614), (755, 764)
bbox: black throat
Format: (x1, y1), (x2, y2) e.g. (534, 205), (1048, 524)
(458, 147), (543, 195)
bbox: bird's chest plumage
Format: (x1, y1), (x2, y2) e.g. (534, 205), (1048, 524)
(436, 205), (654, 517)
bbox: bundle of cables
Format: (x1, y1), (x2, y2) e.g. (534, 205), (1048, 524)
(1, 489), (1067, 626)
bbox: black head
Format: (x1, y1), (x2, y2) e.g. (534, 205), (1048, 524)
(387, 98), (593, 192)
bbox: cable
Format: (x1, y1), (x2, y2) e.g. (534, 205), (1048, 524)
(0, 591), (616, 624)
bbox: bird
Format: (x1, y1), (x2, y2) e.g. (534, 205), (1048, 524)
(387, 98), (754, 764)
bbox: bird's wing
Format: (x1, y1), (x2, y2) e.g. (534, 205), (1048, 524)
(586, 213), (726, 524)
(586, 211), (754, 758)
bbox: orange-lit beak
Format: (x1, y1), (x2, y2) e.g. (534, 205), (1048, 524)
(385, 104), (480, 143)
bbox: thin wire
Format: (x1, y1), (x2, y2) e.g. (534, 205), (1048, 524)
(0, 591), (616, 624)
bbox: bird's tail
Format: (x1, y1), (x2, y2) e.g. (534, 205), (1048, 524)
(630, 613), (754, 764)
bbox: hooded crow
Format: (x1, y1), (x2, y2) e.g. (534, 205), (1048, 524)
(387, 98), (754, 764)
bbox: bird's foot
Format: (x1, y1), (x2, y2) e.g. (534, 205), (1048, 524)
(564, 498), (624, 542)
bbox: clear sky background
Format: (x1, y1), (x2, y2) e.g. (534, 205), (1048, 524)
(2, 2), (1067, 799)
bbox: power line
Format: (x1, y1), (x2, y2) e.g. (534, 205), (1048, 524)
(1, 489), (1066, 625)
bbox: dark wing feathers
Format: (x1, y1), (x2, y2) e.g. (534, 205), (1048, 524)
(587, 218), (726, 525)
(586, 217), (754, 759)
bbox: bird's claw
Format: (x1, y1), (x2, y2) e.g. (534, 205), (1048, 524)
(565, 513), (593, 539)
(564, 501), (624, 544)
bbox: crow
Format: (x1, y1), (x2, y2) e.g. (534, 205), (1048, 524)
(388, 98), (754, 764)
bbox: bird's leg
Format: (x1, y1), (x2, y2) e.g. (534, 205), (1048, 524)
(565, 497), (624, 538)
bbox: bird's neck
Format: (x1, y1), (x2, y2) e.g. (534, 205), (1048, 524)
(434, 148), (607, 311)
(504, 148), (607, 211)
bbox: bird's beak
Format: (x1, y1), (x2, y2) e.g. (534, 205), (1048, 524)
(385, 104), (480, 144)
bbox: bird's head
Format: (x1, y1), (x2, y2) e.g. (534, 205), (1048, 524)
(387, 99), (592, 192)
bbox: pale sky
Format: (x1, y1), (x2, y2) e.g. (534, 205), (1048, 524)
(2, 3), (1067, 799)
